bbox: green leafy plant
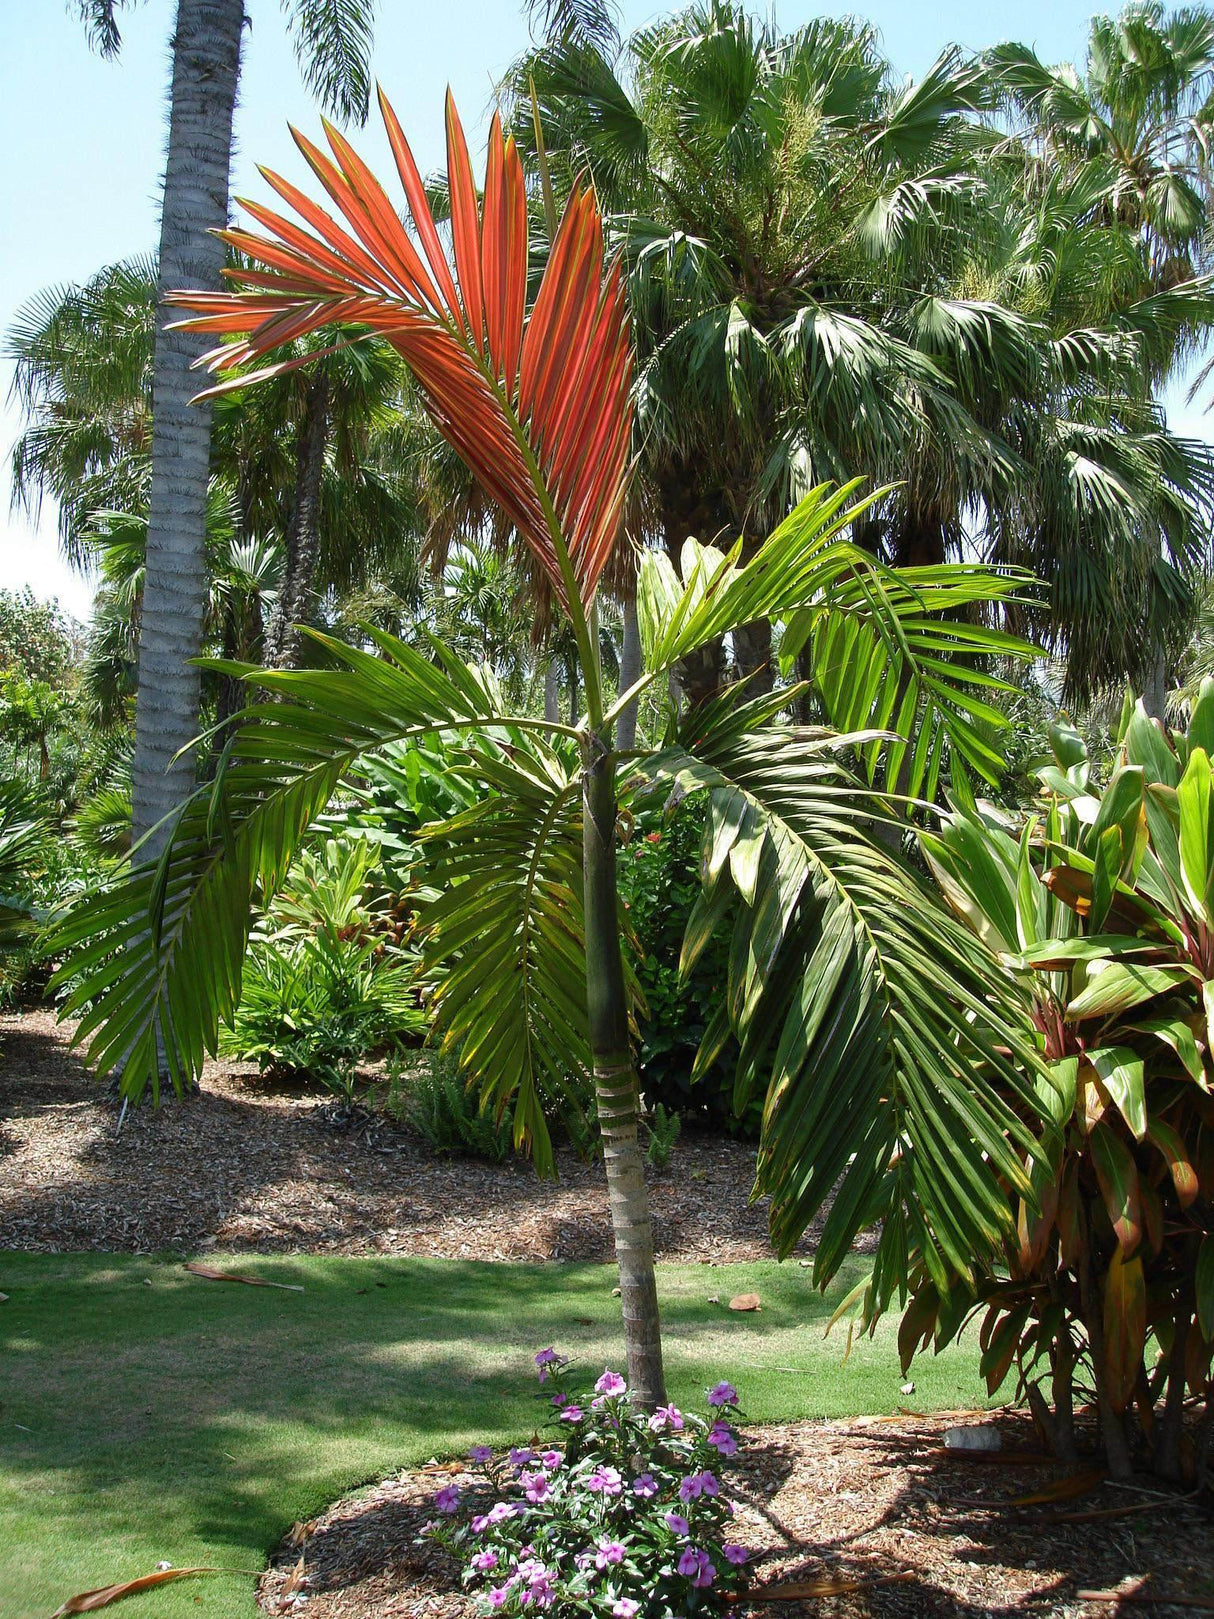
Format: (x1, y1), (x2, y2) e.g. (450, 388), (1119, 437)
(397, 1051), (515, 1162)
(644, 1103), (681, 1171)
(899, 694), (1214, 1481)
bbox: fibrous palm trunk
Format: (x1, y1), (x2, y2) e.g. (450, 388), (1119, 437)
(132, 0), (243, 857)
(582, 735), (666, 1409)
(264, 370), (330, 669)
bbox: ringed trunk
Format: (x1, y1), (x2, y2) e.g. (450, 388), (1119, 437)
(132, 0), (243, 856)
(582, 733), (666, 1409)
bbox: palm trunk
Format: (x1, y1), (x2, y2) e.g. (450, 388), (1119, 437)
(615, 591), (642, 751)
(582, 734), (666, 1409)
(264, 370), (330, 668)
(131, 0), (243, 856)
(732, 617), (773, 694)
(543, 661), (562, 724)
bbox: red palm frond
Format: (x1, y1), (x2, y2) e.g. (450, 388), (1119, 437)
(166, 90), (633, 609)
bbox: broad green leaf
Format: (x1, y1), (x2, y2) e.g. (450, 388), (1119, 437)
(1131, 1015), (1206, 1085)
(1048, 717), (1087, 769)
(1066, 961), (1191, 1019)
(1088, 1046), (1147, 1140)
(1177, 746), (1214, 922)
(1089, 1121), (1141, 1256)
(1145, 1117), (1199, 1208)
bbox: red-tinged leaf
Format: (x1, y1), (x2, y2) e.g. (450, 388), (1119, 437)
(1057, 1165), (1084, 1268)
(51, 1568), (239, 1615)
(1146, 1116), (1200, 1208)
(167, 91), (632, 612)
(1089, 1121), (1141, 1256)
(1102, 1248), (1146, 1414)
(445, 92), (484, 351)
(183, 1262), (304, 1292)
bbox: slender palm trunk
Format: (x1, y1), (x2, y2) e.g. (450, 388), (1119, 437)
(264, 371), (330, 668)
(732, 616), (773, 694)
(132, 0), (243, 856)
(543, 661), (562, 724)
(582, 735), (666, 1408)
(615, 592), (642, 750)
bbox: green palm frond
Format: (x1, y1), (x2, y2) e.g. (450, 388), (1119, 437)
(416, 736), (592, 1174)
(49, 632), (527, 1102)
(646, 695), (1045, 1291)
(283, 0), (376, 124)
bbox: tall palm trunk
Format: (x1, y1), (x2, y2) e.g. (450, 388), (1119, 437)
(582, 733), (666, 1408)
(264, 370), (330, 668)
(132, 0), (243, 856)
(543, 661), (562, 724)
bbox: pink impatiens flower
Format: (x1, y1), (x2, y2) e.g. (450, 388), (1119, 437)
(586, 1465), (623, 1496)
(471, 1550), (499, 1572)
(595, 1540), (625, 1569)
(434, 1485), (461, 1513)
(632, 1472), (658, 1498)
(612, 1602), (640, 1619)
(678, 1547), (717, 1588)
(723, 1544), (749, 1566)
(708, 1422), (738, 1457)
(664, 1512), (689, 1536)
(520, 1470), (550, 1503)
(594, 1369), (626, 1396)
(558, 1404), (584, 1423)
(707, 1381), (739, 1407)
(647, 1403), (684, 1433)
(468, 1445), (494, 1464)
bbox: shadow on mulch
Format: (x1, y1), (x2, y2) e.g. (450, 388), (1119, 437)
(258, 1412), (1214, 1619)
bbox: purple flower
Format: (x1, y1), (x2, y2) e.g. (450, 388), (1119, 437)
(535, 1347), (560, 1367)
(707, 1381), (739, 1408)
(679, 1470), (719, 1501)
(648, 1403), (684, 1433)
(594, 1369), (627, 1397)
(486, 1502), (517, 1526)
(534, 1347), (564, 1384)
(612, 1602), (640, 1619)
(678, 1548), (716, 1588)
(559, 1404), (583, 1423)
(595, 1540), (625, 1569)
(632, 1472), (658, 1499)
(471, 1550), (499, 1573)
(574, 1550), (595, 1572)
(708, 1422), (738, 1457)
(509, 1447), (536, 1468)
(520, 1470), (550, 1503)
(551, 1393), (569, 1408)
(468, 1445), (494, 1464)
(723, 1544), (749, 1566)
(488, 1587), (510, 1609)
(434, 1485), (461, 1513)
(664, 1511), (689, 1536)
(586, 1465), (623, 1496)
(540, 1450), (562, 1469)
(471, 1514), (491, 1534)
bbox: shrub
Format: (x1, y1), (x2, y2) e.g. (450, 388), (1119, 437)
(618, 800), (757, 1136)
(644, 1103), (681, 1171)
(903, 694), (1214, 1482)
(395, 1052), (515, 1162)
(222, 833), (424, 1097)
(423, 1352), (750, 1616)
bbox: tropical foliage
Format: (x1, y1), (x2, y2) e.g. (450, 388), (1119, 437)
(900, 696), (1214, 1480)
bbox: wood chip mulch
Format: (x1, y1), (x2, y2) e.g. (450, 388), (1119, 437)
(0, 1008), (839, 1263)
(258, 1412), (1214, 1619)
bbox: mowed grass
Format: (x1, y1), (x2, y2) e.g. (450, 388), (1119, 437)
(1, 1252), (992, 1619)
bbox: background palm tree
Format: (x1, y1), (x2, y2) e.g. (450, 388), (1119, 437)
(511, 2), (1214, 708)
(75, 0), (377, 873)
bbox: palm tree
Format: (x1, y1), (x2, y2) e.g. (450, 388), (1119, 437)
(75, 0), (377, 868)
(54, 91), (1047, 1400)
(511, 3), (1214, 708)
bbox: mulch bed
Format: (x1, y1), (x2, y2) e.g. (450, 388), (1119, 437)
(258, 1411), (1214, 1619)
(0, 1008), (841, 1263)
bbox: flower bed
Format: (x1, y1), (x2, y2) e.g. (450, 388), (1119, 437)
(421, 1351), (750, 1616)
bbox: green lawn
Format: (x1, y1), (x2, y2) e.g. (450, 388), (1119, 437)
(1, 1252), (991, 1619)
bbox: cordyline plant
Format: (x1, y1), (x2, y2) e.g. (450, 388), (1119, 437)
(53, 90), (1048, 1406)
(904, 694), (1214, 1481)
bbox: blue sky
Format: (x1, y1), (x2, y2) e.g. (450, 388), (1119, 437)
(1, 0), (1196, 621)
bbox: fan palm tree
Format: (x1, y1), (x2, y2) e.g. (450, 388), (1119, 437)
(53, 91), (1049, 1401)
(75, 0), (377, 869)
(511, 3), (1214, 707)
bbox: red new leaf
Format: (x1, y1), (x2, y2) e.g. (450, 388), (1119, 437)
(167, 89), (634, 612)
